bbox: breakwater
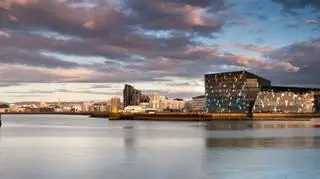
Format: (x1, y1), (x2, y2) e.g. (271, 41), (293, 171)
(102, 112), (320, 121)
(91, 112), (320, 128)
(0, 112), (319, 128)
(1, 112), (320, 121)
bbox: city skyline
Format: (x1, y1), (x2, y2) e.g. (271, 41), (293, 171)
(0, 0), (319, 102)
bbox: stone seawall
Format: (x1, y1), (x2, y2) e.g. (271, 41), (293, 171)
(104, 112), (320, 121)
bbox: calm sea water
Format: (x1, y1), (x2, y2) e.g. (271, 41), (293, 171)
(0, 115), (319, 179)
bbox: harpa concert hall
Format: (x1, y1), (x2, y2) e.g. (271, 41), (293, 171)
(205, 71), (320, 114)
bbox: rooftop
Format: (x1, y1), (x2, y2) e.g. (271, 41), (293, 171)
(204, 71), (270, 82)
(262, 86), (320, 92)
(192, 95), (205, 99)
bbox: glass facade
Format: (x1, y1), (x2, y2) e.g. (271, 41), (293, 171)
(205, 71), (271, 113)
(253, 87), (320, 113)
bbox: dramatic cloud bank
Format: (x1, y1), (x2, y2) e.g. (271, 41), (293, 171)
(0, 0), (319, 101)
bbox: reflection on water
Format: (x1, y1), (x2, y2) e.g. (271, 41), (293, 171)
(205, 136), (320, 148)
(0, 115), (320, 179)
(203, 120), (314, 130)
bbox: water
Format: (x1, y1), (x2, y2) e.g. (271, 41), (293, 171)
(0, 115), (319, 179)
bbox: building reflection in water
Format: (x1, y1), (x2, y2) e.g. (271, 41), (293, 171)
(122, 123), (138, 168)
(205, 136), (319, 149)
(203, 121), (313, 131)
(200, 121), (318, 149)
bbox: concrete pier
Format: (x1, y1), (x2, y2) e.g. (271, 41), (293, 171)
(106, 112), (320, 121)
(0, 112), (320, 128)
(105, 113), (320, 128)
(311, 118), (320, 127)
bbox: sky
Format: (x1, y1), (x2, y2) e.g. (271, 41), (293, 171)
(0, 0), (319, 103)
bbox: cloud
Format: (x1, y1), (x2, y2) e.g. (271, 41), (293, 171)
(0, 0), (228, 39)
(0, 24), (300, 84)
(7, 94), (46, 98)
(246, 12), (269, 21)
(255, 38), (265, 44)
(223, 53), (300, 72)
(0, 46), (79, 68)
(163, 81), (203, 87)
(0, 63), (171, 83)
(262, 38), (320, 86)
(306, 19), (320, 25)
(124, 0), (227, 35)
(0, 82), (21, 87)
(1, 0), (124, 38)
(273, 0), (320, 10)
(0, 64), (98, 82)
(286, 23), (300, 28)
(142, 89), (203, 99)
(233, 43), (275, 54)
(4, 89), (121, 95)
(0, 0), (309, 93)
(91, 84), (113, 89)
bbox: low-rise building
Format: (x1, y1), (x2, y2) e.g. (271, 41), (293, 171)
(62, 106), (72, 112)
(123, 105), (146, 113)
(0, 108), (8, 113)
(71, 105), (82, 112)
(82, 102), (93, 112)
(163, 99), (185, 112)
(110, 97), (121, 110)
(184, 101), (193, 112)
(93, 102), (108, 112)
(149, 92), (167, 111)
(253, 86), (320, 113)
(8, 104), (25, 112)
(54, 108), (63, 112)
(192, 95), (206, 112)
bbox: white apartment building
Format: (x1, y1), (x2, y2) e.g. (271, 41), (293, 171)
(164, 99), (185, 111)
(149, 92), (167, 111)
(82, 102), (93, 112)
(149, 92), (185, 111)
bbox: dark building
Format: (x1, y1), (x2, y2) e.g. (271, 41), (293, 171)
(140, 94), (150, 103)
(205, 71), (271, 113)
(123, 84), (141, 107)
(0, 104), (9, 108)
(253, 86), (320, 113)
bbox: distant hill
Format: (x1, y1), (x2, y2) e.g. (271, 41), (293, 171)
(0, 100), (109, 105)
(12, 101), (101, 105)
(13, 101), (40, 105)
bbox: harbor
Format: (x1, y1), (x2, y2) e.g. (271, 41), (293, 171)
(1, 112), (320, 128)
(1, 114), (319, 179)
(94, 112), (320, 128)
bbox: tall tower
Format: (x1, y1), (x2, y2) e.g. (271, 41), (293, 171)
(123, 84), (142, 107)
(123, 84), (134, 107)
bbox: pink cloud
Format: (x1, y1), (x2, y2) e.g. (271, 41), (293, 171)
(8, 14), (18, 21)
(233, 43), (275, 54)
(83, 20), (95, 29)
(231, 55), (300, 72)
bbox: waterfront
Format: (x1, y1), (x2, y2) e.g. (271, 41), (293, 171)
(0, 115), (320, 179)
